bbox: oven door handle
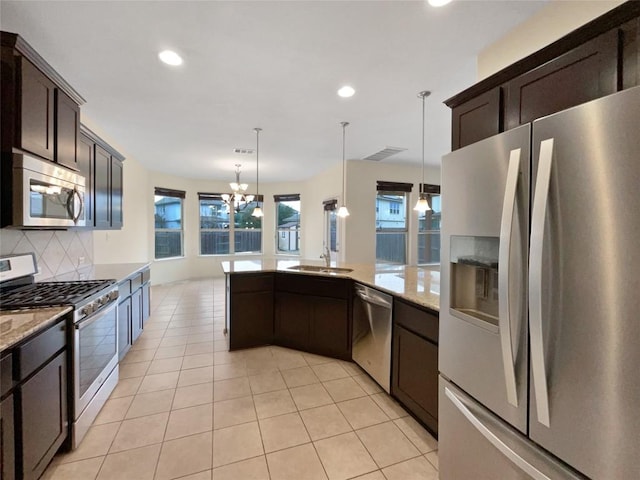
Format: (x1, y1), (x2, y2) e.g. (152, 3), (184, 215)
(75, 302), (116, 330)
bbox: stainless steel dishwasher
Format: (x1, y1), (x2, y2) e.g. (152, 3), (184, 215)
(352, 283), (393, 393)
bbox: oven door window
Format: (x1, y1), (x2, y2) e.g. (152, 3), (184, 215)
(78, 306), (117, 397)
(30, 179), (76, 220)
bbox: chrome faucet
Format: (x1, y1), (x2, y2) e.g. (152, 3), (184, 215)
(320, 246), (331, 267)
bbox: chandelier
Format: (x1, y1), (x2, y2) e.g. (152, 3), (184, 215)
(222, 164), (254, 212)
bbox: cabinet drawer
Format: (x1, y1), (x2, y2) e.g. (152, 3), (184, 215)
(230, 273), (274, 293)
(141, 268), (151, 284)
(394, 299), (438, 344)
(18, 319), (66, 381)
(1, 353), (13, 397)
(118, 279), (131, 298)
(131, 272), (143, 291)
(276, 273), (349, 299)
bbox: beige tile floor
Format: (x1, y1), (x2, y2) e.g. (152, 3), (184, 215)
(43, 278), (439, 480)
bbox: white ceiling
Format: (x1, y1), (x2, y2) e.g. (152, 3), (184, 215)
(1, 1), (547, 183)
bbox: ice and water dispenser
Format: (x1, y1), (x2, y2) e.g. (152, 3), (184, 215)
(449, 235), (500, 329)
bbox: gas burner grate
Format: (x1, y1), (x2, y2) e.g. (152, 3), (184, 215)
(0, 280), (115, 309)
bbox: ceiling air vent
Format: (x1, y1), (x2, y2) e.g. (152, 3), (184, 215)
(233, 148), (255, 154)
(363, 146), (407, 161)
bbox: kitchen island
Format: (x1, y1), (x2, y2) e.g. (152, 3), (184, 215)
(221, 259), (440, 311)
(222, 259), (441, 435)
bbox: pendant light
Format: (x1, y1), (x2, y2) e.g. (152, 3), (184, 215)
(337, 121), (350, 218)
(414, 90), (432, 213)
(221, 164), (254, 213)
(252, 127), (264, 218)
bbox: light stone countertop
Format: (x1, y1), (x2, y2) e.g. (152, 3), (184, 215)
(221, 259), (440, 312)
(44, 262), (151, 283)
(0, 306), (72, 352)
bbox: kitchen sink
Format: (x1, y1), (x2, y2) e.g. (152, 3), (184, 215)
(287, 265), (353, 274)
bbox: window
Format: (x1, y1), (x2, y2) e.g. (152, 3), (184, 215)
(375, 181), (412, 265)
(199, 193), (262, 255)
(418, 185), (442, 265)
(155, 187), (185, 259)
(275, 194), (301, 255)
(323, 199), (339, 257)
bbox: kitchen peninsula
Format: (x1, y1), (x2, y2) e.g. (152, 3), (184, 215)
(222, 259), (440, 435)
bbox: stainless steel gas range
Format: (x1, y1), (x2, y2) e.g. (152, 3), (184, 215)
(0, 253), (119, 448)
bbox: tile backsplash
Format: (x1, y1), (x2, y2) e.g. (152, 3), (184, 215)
(0, 229), (93, 280)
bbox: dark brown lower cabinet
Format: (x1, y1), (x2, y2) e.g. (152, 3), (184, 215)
(117, 267), (151, 358)
(20, 350), (67, 480)
(229, 273), (274, 350)
(392, 299), (439, 436)
(309, 296), (350, 360)
(131, 288), (142, 343)
(118, 297), (132, 360)
(274, 292), (309, 350)
(0, 395), (15, 480)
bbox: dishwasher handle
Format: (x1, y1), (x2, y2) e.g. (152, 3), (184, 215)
(355, 285), (392, 309)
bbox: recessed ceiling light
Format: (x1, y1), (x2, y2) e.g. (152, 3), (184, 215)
(428, 0), (452, 6)
(337, 86), (355, 98)
(158, 50), (183, 66)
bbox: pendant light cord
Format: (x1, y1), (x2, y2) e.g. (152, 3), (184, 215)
(418, 91), (431, 197)
(341, 121), (349, 204)
(254, 127), (261, 198)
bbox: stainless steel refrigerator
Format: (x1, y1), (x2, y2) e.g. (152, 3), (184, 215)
(439, 86), (640, 479)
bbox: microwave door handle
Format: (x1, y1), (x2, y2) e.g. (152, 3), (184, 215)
(529, 138), (554, 428)
(72, 189), (84, 223)
(498, 148), (521, 407)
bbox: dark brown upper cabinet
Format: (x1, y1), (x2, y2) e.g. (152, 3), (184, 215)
(445, 2), (640, 150)
(78, 133), (94, 225)
(1, 32), (85, 165)
(505, 30), (618, 130)
(18, 58), (55, 160)
(451, 88), (502, 150)
(54, 89), (80, 170)
(81, 125), (125, 230)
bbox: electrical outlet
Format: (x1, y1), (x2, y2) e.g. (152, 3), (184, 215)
(77, 256), (85, 266)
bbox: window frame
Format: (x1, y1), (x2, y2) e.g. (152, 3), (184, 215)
(154, 187), (185, 260)
(274, 194), (301, 256)
(198, 192), (263, 256)
(375, 185), (411, 266)
(417, 184), (442, 266)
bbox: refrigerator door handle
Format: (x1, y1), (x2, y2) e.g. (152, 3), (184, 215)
(498, 148), (521, 407)
(445, 386), (553, 480)
(529, 138), (554, 427)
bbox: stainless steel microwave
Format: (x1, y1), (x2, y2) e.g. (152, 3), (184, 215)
(12, 154), (86, 228)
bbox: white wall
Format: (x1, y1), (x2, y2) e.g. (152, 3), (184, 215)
(477, 0), (625, 80)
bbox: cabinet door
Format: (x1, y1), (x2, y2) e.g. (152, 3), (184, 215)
(309, 296), (350, 359)
(274, 292), (309, 350)
(392, 325), (438, 435)
(20, 351), (67, 480)
(0, 395), (15, 480)
(78, 134), (94, 226)
(142, 282), (151, 327)
(54, 90), (79, 170)
(94, 145), (111, 229)
(19, 59), (55, 160)
(110, 158), (123, 229)
(229, 291), (274, 350)
(451, 88), (502, 150)
(621, 18), (640, 90)
(131, 289), (143, 344)
(118, 298), (132, 360)
(505, 29), (618, 130)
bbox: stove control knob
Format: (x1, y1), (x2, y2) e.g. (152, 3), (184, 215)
(83, 304), (95, 316)
(109, 291), (119, 301)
